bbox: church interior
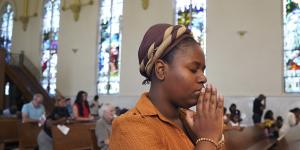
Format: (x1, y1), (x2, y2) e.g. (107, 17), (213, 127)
(1, 0), (300, 149)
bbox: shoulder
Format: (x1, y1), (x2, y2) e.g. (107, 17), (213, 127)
(112, 108), (159, 135)
(21, 103), (30, 112)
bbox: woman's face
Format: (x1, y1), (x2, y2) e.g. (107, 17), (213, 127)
(81, 93), (88, 101)
(163, 44), (207, 108)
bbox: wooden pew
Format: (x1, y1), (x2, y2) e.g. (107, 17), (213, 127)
(275, 126), (300, 150)
(0, 117), (19, 148)
(89, 128), (100, 150)
(18, 122), (41, 150)
(52, 122), (96, 150)
(224, 125), (268, 150)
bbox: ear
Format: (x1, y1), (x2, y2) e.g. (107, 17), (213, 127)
(154, 59), (167, 81)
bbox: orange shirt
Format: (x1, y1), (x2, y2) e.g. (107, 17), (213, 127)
(109, 93), (195, 150)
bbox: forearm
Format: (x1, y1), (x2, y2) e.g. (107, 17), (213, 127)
(22, 118), (40, 123)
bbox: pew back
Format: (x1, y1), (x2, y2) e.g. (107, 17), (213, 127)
(0, 117), (19, 143)
(52, 122), (96, 150)
(224, 126), (266, 150)
(18, 122), (41, 149)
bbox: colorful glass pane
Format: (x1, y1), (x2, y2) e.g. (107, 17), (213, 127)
(97, 0), (123, 94)
(0, 3), (14, 62)
(0, 3), (14, 95)
(175, 0), (206, 52)
(41, 0), (61, 95)
(284, 0), (300, 92)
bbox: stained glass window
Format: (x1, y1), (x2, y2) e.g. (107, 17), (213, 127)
(283, 0), (300, 92)
(0, 3), (14, 96)
(97, 0), (123, 94)
(0, 3), (14, 62)
(175, 0), (206, 52)
(41, 0), (61, 95)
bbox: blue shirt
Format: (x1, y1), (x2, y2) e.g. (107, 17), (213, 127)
(21, 102), (45, 120)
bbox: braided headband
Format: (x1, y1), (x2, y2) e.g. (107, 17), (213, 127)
(139, 25), (193, 78)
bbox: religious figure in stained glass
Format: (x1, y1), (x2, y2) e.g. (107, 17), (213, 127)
(284, 0), (300, 92)
(97, 0), (123, 94)
(175, 0), (206, 52)
(41, 0), (61, 95)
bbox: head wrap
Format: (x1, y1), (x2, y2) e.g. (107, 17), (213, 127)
(138, 24), (194, 82)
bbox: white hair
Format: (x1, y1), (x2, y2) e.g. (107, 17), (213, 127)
(98, 103), (114, 117)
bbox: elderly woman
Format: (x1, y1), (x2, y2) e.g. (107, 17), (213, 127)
(95, 103), (116, 150)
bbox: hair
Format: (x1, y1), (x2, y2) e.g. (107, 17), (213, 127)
(93, 95), (99, 101)
(229, 103), (237, 114)
(98, 103), (114, 117)
(290, 107), (300, 114)
(256, 94), (266, 101)
(264, 110), (274, 120)
(74, 90), (90, 116)
(33, 93), (43, 100)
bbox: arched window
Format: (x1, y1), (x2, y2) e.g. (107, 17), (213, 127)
(97, 0), (123, 94)
(0, 2), (14, 62)
(41, 0), (61, 95)
(0, 2), (14, 95)
(283, 0), (300, 92)
(175, 0), (206, 52)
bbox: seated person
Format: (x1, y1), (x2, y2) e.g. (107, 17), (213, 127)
(263, 110), (275, 127)
(223, 107), (230, 125)
(224, 107), (243, 131)
(72, 91), (94, 121)
(21, 93), (45, 123)
(95, 103), (116, 150)
(90, 95), (101, 117)
(279, 107), (300, 136)
(229, 109), (242, 126)
(37, 96), (70, 150)
(65, 97), (73, 116)
(229, 103), (237, 115)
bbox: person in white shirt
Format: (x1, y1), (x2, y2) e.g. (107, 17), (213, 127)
(279, 107), (300, 137)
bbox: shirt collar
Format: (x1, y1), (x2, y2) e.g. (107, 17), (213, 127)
(136, 92), (181, 125)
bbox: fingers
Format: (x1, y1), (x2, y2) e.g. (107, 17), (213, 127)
(203, 84), (212, 113)
(185, 109), (196, 128)
(216, 95), (224, 116)
(209, 86), (217, 111)
(196, 87), (205, 113)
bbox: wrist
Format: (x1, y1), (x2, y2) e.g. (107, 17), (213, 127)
(196, 134), (224, 149)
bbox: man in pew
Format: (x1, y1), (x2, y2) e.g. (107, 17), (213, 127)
(95, 103), (116, 150)
(21, 93), (45, 124)
(37, 96), (70, 150)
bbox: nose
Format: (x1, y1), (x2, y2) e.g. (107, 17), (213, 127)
(197, 73), (207, 84)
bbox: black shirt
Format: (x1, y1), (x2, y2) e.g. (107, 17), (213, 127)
(253, 98), (264, 115)
(43, 107), (70, 137)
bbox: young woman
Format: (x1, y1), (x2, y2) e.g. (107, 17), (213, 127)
(109, 24), (224, 150)
(73, 91), (94, 121)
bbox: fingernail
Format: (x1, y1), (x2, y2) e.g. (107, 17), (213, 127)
(201, 88), (205, 93)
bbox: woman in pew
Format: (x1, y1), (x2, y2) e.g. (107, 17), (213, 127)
(109, 24), (225, 150)
(37, 96), (70, 150)
(73, 91), (94, 121)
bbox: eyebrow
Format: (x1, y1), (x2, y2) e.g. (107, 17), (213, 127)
(190, 61), (206, 70)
